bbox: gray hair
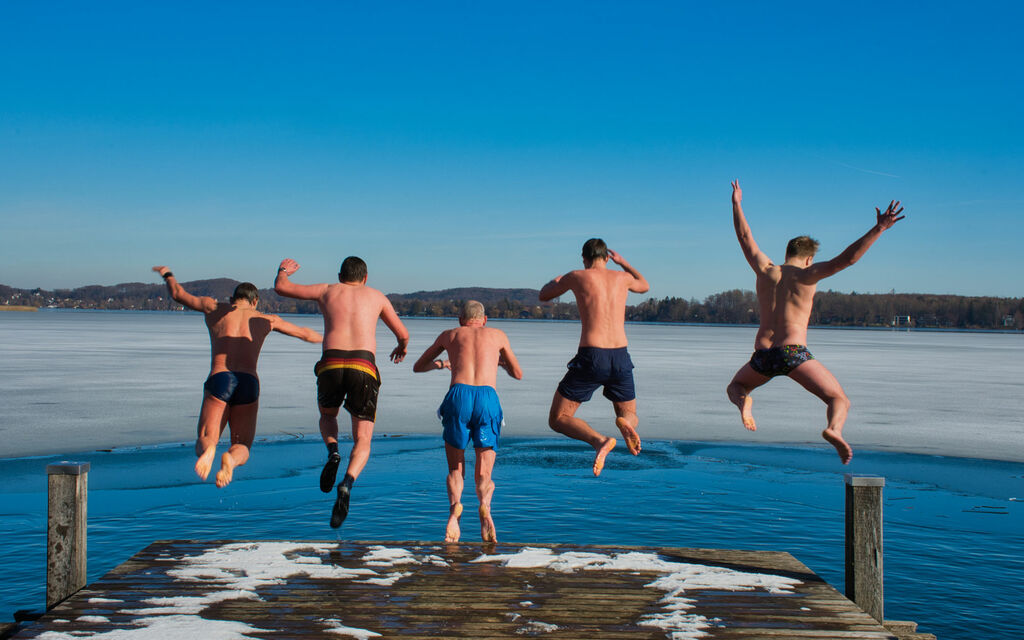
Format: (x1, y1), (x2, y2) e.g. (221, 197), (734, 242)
(460, 300), (485, 320)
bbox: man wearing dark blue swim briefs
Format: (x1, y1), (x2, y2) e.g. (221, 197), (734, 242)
(724, 181), (905, 464)
(539, 238), (649, 476)
(154, 266), (322, 488)
(414, 300), (522, 543)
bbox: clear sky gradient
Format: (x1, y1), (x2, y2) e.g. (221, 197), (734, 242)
(2, 1), (1021, 299)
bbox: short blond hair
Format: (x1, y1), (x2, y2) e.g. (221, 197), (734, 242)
(460, 300), (485, 320)
(786, 236), (819, 259)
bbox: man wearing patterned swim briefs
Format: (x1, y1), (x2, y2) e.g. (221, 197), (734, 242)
(413, 300), (522, 543)
(539, 238), (649, 476)
(152, 266), (322, 488)
(724, 181), (906, 464)
(275, 256), (409, 529)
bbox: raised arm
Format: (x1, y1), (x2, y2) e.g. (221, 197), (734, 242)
(152, 266), (217, 313)
(731, 180), (772, 273)
(607, 249), (650, 294)
(498, 334), (523, 380)
(269, 316), (323, 343)
(380, 295), (410, 363)
(805, 200), (905, 283)
(274, 259), (329, 301)
(412, 334), (450, 373)
(539, 273), (573, 301)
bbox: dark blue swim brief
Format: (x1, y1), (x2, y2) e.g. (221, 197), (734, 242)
(749, 345), (815, 378)
(557, 346), (636, 403)
(203, 371), (260, 405)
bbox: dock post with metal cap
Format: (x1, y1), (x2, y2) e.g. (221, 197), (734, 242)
(47, 461), (90, 609)
(845, 473), (885, 623)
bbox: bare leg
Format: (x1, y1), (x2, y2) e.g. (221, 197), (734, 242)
(788, 360), (853, 464)
(319, 405), (340, 446)
(726, 364), (771, 431)
(443, 445), (465, 542)
(612, 400), (641, 455)
(548, 391), (616, 476)
(216, 402), (257, 488)
(475, 447), (497, 543)
(345, 417), (375, 481)
(195, 394), (228, 481)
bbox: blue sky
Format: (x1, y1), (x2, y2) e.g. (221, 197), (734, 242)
(1, 1), (1021, 299)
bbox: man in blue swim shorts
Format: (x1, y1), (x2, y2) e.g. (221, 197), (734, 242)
(539, 238), (650, 476)
(413, 300), (522, 543)
(153, 266), (322, 487)
(724, 181), (905, 464)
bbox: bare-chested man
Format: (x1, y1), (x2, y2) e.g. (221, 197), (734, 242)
(539, 239), (650, 476)
(275, 256), (409, 528)
(153, 266), (322, 488)
(725, 181), (905, 464)
(412, 300), (523, 543)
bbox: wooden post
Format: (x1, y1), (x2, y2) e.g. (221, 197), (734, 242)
(845, 473), (884, 623)
(47, 461), (89, 609)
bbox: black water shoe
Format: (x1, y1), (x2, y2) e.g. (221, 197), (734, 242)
(320, 452), (341, 493)
(330, 483), (351, 529)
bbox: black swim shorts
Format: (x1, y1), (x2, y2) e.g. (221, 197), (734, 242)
(314, 349), (381, 422)
(203, 371), (260, 406)
(557, 346), (636, 403)
(749, 345), (815, 378)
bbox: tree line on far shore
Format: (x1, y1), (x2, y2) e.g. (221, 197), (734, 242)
(2, 281), (1021, 331)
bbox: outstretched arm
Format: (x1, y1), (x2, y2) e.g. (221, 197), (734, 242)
(538, 273), (572, 301)
(380, 296), (410, 363)
(152, 266), (217, 313)
(806, 200), (905, 282)
(607, 249), (650, 294)
(731, 180), (772, 273)
(270, 316), (323, 343)
(412, 335), (449, 372)
(274, 259), (329, 300)
(498, 335), (523, 380)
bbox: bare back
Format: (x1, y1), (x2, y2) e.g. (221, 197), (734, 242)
(769, 266), (818, 346)
(566, 268), (632, 348)
(204, 304), (274, 376)
(318, 283), (400, 352)
(440, 326), (510, 388)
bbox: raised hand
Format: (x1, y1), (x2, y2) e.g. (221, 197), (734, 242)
(278, 258), (300, 276)
(152, 265), (170, 277)
(731, 180), (742, 205)
(875, 200), (905, 230)
(607, 249), (626, 266)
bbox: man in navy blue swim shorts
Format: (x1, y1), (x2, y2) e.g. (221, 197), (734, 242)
(153, 266), (322, 488)
(414, 300), (522, 543)
(724, 181), (905, 464)
(539, 238), (650, 476)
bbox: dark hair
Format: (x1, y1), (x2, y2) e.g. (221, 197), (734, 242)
(785, 236), (820, 259)
(581, 238), (608, 261)
(231, 282), (259, 304)
(339, 256), (368, 283)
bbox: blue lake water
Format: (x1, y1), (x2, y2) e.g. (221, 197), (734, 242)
(1, 311), (1023, 639)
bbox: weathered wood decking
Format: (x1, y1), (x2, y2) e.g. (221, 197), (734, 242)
(13, 540), (898, 639)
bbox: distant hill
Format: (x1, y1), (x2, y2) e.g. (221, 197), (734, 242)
(389, 287), (541, 305)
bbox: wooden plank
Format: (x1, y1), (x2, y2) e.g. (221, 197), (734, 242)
(12, 540), (898, 639)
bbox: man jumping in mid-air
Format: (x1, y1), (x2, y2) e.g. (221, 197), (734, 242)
(539, 238), (649, 476)
(153, 266), (322, 487)
(413, 300), (522, 543)
(725, 181), (905, 463)
(275, 256), (409, 528)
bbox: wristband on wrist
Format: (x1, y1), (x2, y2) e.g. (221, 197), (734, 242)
(162, 272), (174, 279)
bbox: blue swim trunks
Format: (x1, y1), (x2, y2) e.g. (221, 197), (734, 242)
(557, 346), (636, 403)
(437, 384), (504, 451)
(749, 345), (815, 378)
(203, 371), (260, 405)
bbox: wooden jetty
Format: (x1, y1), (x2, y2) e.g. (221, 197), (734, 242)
(10, 539), (905, 639)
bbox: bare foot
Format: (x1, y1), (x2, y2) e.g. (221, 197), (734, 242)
(479, 505), (497, 543)
(592, 437), (617, 477)
(615, 417), (642, 455)
(740, 395), (757, 431)
(215, 452), (236, 488)
(822, 429), (853, 464)
(195, 446), (216, 481)
(445, 503), (463, 542)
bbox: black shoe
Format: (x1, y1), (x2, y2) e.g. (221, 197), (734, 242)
(330, 483), (351, 529)
(320, 453), (341, 493)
